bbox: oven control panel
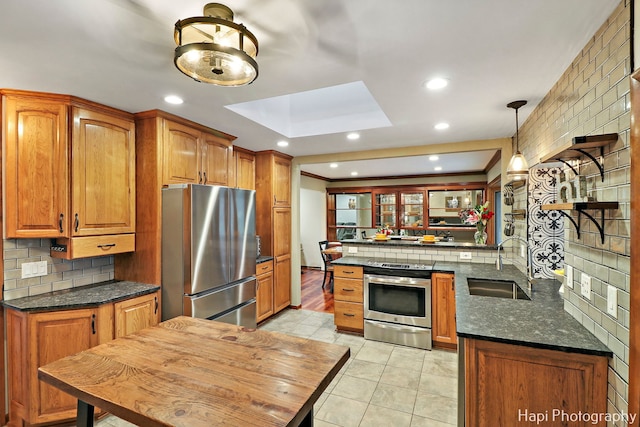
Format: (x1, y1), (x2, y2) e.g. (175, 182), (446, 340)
(364, 260), (434, 278)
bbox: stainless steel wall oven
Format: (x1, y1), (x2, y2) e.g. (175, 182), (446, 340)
(364, 272), (432, 350)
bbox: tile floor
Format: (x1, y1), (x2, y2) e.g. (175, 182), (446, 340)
(97, 309), (458, 427)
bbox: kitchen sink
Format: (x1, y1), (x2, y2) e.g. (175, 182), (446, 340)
(467, 278), (530, 300)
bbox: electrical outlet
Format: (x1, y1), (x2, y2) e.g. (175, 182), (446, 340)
(580, 273), (591, 300)
(607, 285), (617, 318)
(459, 252), (472, 260)
(566, 265), (573, 289)
(520, 244), (525, 258)
(348, 246), (358, 254)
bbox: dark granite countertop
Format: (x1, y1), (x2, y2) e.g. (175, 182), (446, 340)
(340, 238), (498, 250)
(257, 256), (274, 264)
(331, 256), (611, 357)
(2, 280), (160, 312)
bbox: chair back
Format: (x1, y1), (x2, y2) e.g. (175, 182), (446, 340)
(318, 240), (332, 264)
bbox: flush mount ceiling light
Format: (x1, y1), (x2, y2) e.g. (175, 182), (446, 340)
(506, 100), (529, 181)
(174, 3), (258, 86)
(434, 122), (449, 130)
(425, 78), (449, 90)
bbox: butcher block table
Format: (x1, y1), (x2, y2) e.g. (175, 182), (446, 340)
(38, 316), (350, 427)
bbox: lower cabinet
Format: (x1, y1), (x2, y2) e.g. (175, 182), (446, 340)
(464, 338), (609, 427)
(431, 272), (457, 348)
(333, 265), (364, 333)
(256, 260), (274, 323)
(5, 290), (161, 427)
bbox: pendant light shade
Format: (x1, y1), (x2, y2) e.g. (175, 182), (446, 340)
(174, 3), (259, 86)
(506, 100), (529, 180)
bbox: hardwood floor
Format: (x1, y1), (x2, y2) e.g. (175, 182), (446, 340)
(300, 268), (334, 314)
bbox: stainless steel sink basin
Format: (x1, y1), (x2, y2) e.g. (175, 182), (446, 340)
(467, 278), (530, 300)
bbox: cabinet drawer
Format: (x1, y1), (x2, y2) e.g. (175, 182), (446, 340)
(334, 301), (363, 332)
(51, 234), (135, 260)
(334, 277), (363, 303)
(334, 265), (363, 279)
(256, 260), (274, 276)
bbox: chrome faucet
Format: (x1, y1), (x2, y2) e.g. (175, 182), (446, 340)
(496, 236), (533, 283)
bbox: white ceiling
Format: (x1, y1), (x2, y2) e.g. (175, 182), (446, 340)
(0, 0), (620, 180)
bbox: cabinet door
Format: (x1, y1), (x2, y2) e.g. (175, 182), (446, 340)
(114, 291), (160, 338)
(71, 107), (136, 236)
(3, 96), (68, 238)
(29, 309), (98, 424)
(256, 269), (274, 323)
(374, 192), (397, 228)
(273, 208), (291, 257)
(432, 273), (457, 347)
(274, 255), (291, 313)
(162, 119), (200, 184)
(273, 156), (291, 206)
(235, 150), (256, 190)
(201, 133), (231, 185)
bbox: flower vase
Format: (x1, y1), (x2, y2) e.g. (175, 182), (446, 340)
(474, 227), (488, 245)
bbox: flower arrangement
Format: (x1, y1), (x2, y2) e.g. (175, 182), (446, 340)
(376, 224), (393, 236)
(459, 201), (494, 245)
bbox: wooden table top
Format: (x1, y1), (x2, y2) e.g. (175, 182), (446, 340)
(38, 316), (350, 427)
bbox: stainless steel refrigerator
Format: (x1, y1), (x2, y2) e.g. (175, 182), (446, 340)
(161, 184), (257, 328)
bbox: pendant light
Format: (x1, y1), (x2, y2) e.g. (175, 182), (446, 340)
(174, 3), (259, 86)
(506, 100), (529, 180)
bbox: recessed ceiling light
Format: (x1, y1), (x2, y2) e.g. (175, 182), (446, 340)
(164, 95), (184, 105)
(277, 140), (289, 147)
(330, 163), (338, 168)
(347, 132), (360, 140)
(434, 122), (450, 130)
(434, 166), (443, 171)
(429, 155), (439, 161)
(425, 78), (449, 90)
(351, 171), (358, 176)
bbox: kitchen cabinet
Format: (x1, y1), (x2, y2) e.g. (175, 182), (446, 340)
(463, 337), (608, 426)
(233, 146), (256, 190)
(2, 90), (136, 258)
(255, 151), (293, 317)
(431, 272), (457, 348)
(333, 265), (364, 333)
(114, 110), (236, 285)
(374, 191), (397, 228)
(5, 290), (160, 427)
(256, 260), (274, 322)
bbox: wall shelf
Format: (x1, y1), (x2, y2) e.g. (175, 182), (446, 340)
(541, 202), (619, 244)
(539, 133), (618, 182)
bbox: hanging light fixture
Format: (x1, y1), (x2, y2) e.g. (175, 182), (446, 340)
(174, 3), (259, 86)
(506, 100), (529, 180)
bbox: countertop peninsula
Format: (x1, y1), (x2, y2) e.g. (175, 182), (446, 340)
(2, 280), (160, 312)
(339, 238), (498, 250)
(331, 256), (611, 357)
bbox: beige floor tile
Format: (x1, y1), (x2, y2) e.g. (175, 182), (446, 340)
(332, 374), (378, 403)
(313, 419), (342, 427)
(387, 346), (426, 371)
(413, 391), (458, 425)
(380, 364), (421, 390)
(410, 414), (457, 426)
(344, 359), (385, 382)
(354, 340), (394, 364)
(421, 357), (458, 378)
(360, 403), (413, 427)
(315, 394), (368, 427)
(418, 373), (457, 399)
(370, 383), (418, 414)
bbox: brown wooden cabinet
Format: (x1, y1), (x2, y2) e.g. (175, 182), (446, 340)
(5, 290), (160, 427)
(255, 151), (292, 317)
(2, 90), (136, 258)
(333, 265), (364, 333)
(464, 338), (608, 427)
(256, 260), (274, 323)
(115, 110), (236, 285)
(431, 272), (457, 348)
(234, 147), (256, 190)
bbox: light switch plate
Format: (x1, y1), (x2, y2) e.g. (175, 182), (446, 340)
(566, 265), (573, 289)
(607, 285), (617, 318)
(348, 247), (358, 254)
(20, 261), (48, 279)
(459, 252), (472, 260)
(580, 273), (591, 300)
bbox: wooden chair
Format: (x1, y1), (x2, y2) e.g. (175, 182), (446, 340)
(318, 240), (335, 290)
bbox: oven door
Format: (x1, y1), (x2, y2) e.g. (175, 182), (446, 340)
(364, 274), (431, 328)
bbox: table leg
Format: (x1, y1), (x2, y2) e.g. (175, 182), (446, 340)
(77, 400), (94, 427)
(299, 408), (314, 427)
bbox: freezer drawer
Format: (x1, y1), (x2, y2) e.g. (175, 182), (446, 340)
(211, 300), (257, 329)
(166, 278), (256, 321)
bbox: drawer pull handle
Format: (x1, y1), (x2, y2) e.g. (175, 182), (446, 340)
(343, 313), (355, 317)
(342, 288), (355, 292)
(344, 271), (355, 274)
(97, 243), (116, 249)
(203, 171), (207, 184)
(198, 171), (202, 184)
(154, 296), (158, 314)
(59, 213), (64, 233)
(74, 213), (79, 232)
(91, 314), (96, 335)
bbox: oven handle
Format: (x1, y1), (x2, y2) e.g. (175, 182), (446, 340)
(364, 274), (431, 289)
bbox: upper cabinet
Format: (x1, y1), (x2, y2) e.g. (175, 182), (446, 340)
(2, 90), (136, 258)
(234, 147), (256, 190)
(256, 151), (291, 207)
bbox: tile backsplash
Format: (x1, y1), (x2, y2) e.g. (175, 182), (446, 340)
(3, 238), (114, 300)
